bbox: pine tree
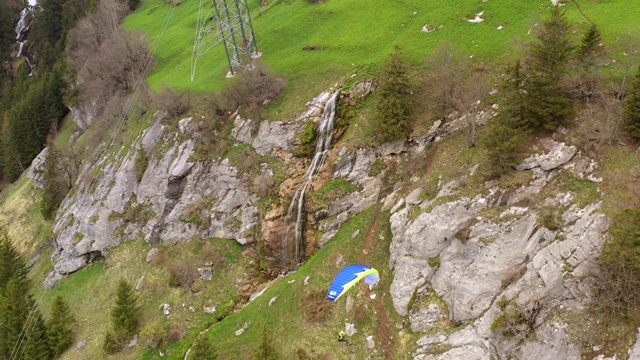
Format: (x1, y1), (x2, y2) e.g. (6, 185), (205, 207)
(0, 276), (51, 360)
(31, 0), (64, 49)
(104, 278), (141, 353)
(482, 61), (529, 176)
(374, 45), (413, 143)
(21, 313), (52, 360)
(190, 335), (218, 360)
(525, 6), (574, 131)
(47, 295), (75, 356)
(0, 3), (18, 57)
(253, 326), (278, 360)
(578, 23), (603, 63)
(41, 146), (70, 220)
(111, 279), (141, 337)
(624, 69), (640, 139)
(572, 23), (605, 100)
(0, 235), (28, 290)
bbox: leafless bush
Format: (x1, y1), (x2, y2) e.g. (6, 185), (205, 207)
(77, 28), (151, 106)
(423, 43), (470, 117)
(304, 290), (333, 323)
(252, 171), (275, 197)
(200, 244), (225, 270)
(223, 61), (286, 117)
(595, 260), (640, 314)
(149, 249), (169, 266)
(66, 0), (130, 71)
(352, 302), (368, 325)
(153, 85), (191, 119)
(167, 259), (199, 291)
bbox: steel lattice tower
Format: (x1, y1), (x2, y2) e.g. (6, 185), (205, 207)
(214, 0), (259, 76)
(191, 0), (259, 79)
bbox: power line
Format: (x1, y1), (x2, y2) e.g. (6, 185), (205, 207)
(8, 1), (180, 357)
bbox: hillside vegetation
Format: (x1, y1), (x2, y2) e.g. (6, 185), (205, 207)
(123, 0), (640, 117)
(1, 0), (640, 359)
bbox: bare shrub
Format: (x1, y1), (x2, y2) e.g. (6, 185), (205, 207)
(304, 290), (333, 323)
(77, 28), (151, 106)
(167, 322), (184, 342)
(153, 85), (191, 119)
(253, 170), (275, 197)
(595, 209), (640, 314)
(65, 0), (130, 71)
(352, 302), (368, 325)
(167, 259), (199, 291)
(200, 244), (225, 270)
(223, 61), (286, 117)
(423, 43), (470, 117)
(149, 249), (168, 266)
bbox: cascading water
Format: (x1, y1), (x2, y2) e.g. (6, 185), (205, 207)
(14, 0), (38, 75)
(282, 90), (341, 267)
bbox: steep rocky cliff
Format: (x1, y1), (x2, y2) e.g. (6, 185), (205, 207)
(31, 82), (633, 358)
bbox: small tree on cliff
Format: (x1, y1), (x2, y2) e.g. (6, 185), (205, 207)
(624, 69), (640, 139)
(253, 326), (279, 360)
(374, 45), (413, 143)
(47, 295), (75, 356)
(481, 61), (529, 176)
(190, 335), (218, 360)
(524, 6), (574, 131)
(104, 278), (141, 353)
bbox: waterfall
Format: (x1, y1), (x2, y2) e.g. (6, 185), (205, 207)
(14, 1), (37, 75)
(282, 90), (340, 266)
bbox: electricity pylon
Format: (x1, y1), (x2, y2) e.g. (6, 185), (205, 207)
(191, 0), (260, 80)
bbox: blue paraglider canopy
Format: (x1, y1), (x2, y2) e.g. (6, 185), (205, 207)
(326, 264), (379, 301)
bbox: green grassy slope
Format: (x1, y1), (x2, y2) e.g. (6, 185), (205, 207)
(124, 0), (640, 118)
(3, 0), (640, 359)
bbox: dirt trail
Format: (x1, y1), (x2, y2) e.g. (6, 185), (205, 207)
(358, 203), (395, 359)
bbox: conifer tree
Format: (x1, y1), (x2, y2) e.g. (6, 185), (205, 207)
(525, 6), (574, 130)
(190, 335), (218, 360)
(104, 278), (141, 353)
(0, 235), (28, 289)
(482, 61), (529, 176)
(572, 23), (605, 100)
(111, 278), (141, 336)
(21, 313), (52, 360)
(374, 45), (413, 142)
(624, 69), (640, 139)
(578, 23), (603, 63)
(0, 276), (51, 360)
(47, 295), (75, 356)
(253, 326), (278, 360)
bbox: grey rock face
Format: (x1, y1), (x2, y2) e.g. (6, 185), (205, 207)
(516, 139), (577, 171)
(26, 147), (48, 188)
(389, 195), (488, 316)
(45, 115), (261, 287)
(394, 185), (608, 358)
(409, 303), (448, 332)
(629, 328), (640, 360)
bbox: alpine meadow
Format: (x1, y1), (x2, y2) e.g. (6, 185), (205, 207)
(1, 0), (640, 359)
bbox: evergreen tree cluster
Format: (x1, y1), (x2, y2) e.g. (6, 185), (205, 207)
(0, 0), (91, 184)
(0, 235), (74, 359)
(481, 8), (620, 176)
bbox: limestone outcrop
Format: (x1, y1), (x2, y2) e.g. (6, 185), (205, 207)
(386, 138), (610, 359)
